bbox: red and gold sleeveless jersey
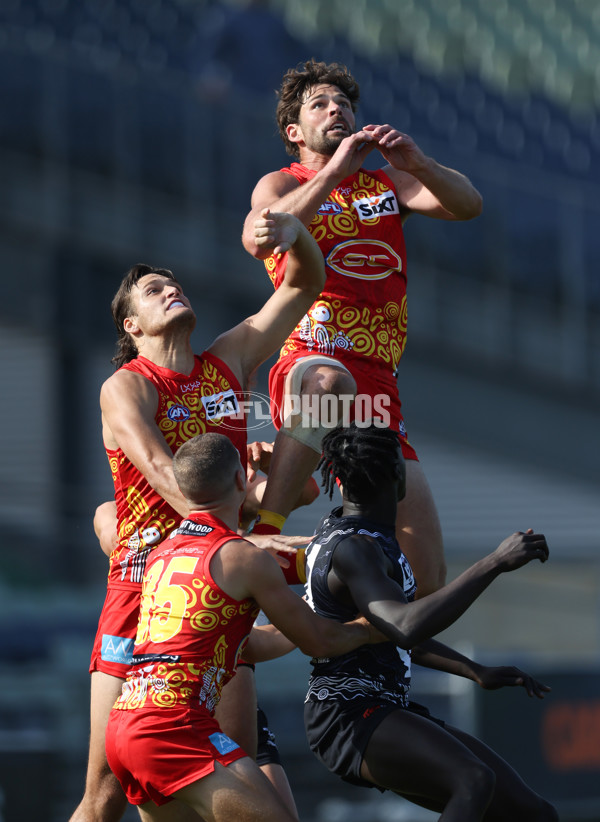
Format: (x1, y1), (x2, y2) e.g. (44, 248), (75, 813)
(113, 514), (259, 714)
(265, 163), (408, 375)
(105, 352), (247, 590)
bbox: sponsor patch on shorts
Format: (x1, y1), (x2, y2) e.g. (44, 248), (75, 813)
(101, 634), (135, 665)
(209, 732), (240, 755)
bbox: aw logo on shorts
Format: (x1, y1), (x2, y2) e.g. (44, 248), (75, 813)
(167, 404), (191, 422)
(326, 239), (402, 280)
(209, 732), (239, 755)
(101, 634), (135, 665)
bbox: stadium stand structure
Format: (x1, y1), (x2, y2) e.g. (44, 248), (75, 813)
(2, 0), (600, 307)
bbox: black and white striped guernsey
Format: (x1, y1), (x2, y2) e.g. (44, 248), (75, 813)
(304, 507), (417, 706)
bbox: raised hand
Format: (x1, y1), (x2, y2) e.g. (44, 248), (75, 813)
(246, 440), (273, 483)
(325, 130), (378, 180)
(246, 532), (310, 569)
(493, 529), (549, 572)
(362, 124), (429, 173)
(253, 208), (304, 255)
(474, 664), (551, 699)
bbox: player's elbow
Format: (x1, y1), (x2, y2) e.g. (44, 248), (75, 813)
(387, 616), (427, 650)
(305, 273), (325, 301)
(242, 215), (273, 261)
(290, 261), (325, 302)
(242, 231), (267, 260)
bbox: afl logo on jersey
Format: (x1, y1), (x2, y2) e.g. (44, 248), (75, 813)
(167, 404), (191, 421)
(317, 200), (343, 215)
(326, 239), (402, 280)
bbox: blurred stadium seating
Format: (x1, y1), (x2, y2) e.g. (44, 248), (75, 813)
(2, 0), (599, 309)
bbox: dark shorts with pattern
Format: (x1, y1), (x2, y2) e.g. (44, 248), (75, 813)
(304, 697), (445, 789)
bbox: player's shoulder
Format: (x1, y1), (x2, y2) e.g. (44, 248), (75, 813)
(218, 536), (280, 587)
(101, 366), (127, 395)
(218, 535), (262, 564)
(100, 363), (157, 409)
(333, 530), (389, 571)
(102, 364), (145, 391)
(253, 167), (301, 199)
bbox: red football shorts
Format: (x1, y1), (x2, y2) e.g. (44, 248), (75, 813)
(105, 706), (247, 805)
(89, 586), (140, 677)
(268, 354), (418, 461)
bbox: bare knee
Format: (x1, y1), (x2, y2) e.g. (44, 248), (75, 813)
(300, 365), (356, 402)
(453, 759), (496, 809)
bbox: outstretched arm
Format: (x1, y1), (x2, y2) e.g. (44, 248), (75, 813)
(333, 530), (549, 650)
(214, 538), (384, 659)
(412, 638), (551, 699)
(210, 210), (325, 385)
(362, 124), (482, 220)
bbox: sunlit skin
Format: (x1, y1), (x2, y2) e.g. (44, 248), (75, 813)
(71, 212), (326, 822)
(240, 64), (484, 604)
(124, 275), (196, 350)
(290, 84), (358, 156)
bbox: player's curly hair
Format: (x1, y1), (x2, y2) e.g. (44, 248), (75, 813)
(318, 423), (404, 504)
(276, 58), (360, 159)
(110, 263), (179, 369)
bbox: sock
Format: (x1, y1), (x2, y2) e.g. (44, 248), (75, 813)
(252, 509), (286, 535)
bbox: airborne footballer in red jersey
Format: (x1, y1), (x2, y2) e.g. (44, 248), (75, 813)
(266, 163), (416, 457)
(242, 59), (482, 597)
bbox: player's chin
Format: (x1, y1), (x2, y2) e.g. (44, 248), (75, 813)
(320, 135), (345, 155)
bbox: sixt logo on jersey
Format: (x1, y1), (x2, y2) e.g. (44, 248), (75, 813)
(352, 192), (399, 220)
(202, 388), (240, 420)
(167, 404), (191, 421)
(318, 200), (343, 215)
(326, 239), (402, 280)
